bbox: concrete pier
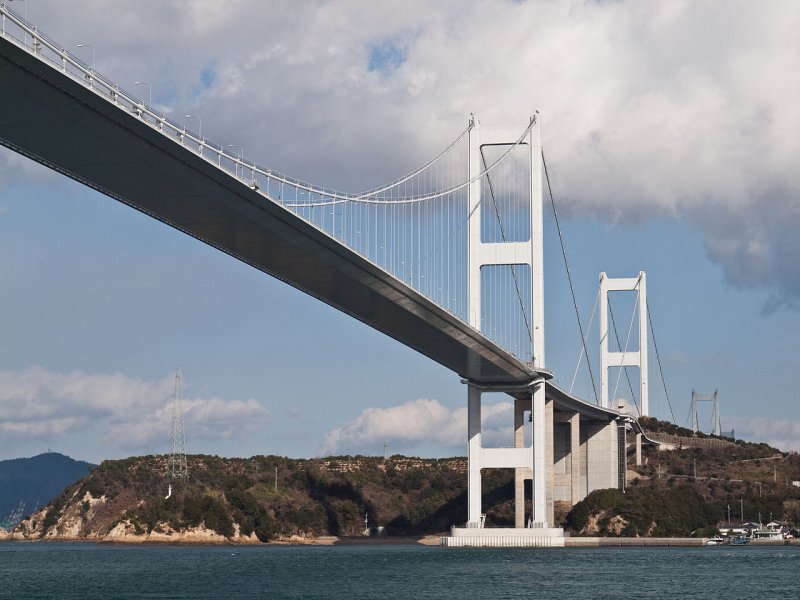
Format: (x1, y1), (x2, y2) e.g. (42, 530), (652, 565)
(443, 526), (565, 548)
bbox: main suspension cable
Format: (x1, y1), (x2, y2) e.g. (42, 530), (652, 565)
(647, 304), (677, 423)
(542, 150), (599, 405)
(570, 286), (600, 394)
(283, 118), (536, 207)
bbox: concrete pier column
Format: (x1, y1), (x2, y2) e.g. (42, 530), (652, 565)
(467, 384), (482, 526)
(545, 397), (554, 526)
(585, 421), (619, 495)
(569, 412), (581, 505)
(514, 398), (526, 528)
(532, 383), (547, 525)
(635, 432), (642, 467)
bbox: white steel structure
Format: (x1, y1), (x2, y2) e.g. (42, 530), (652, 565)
(599, 271), (649, 416)
(0, 5), (630, 545)
(691, 389), (721, 436)
(466, 114), (550, 528)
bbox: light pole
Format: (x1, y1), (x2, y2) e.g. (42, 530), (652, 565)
(228, 144), (243, 178)
(76, 43), (95, 70)
(185, 114), (202, 139)
(185, 114), (203, 155)
(134, 81), (151, 105)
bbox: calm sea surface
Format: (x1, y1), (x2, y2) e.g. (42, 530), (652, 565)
(1, 541), (797, 599)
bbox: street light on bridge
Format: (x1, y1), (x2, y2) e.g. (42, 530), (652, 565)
(184, 114), (202, 138)
(76, 43), (94, 70)
(134, 81), (151, 105)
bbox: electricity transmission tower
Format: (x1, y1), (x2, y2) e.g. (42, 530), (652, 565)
(168, 367), (188, 481)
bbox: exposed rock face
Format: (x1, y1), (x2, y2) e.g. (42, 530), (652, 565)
(101, 520), (260, 544)
(11, 500), (260, 545)
(577, 510), (628, 536)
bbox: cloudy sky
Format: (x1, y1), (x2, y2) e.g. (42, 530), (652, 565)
(0, 0), (798, 463)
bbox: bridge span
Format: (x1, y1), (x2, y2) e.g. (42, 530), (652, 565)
(0, 4), (633, 543)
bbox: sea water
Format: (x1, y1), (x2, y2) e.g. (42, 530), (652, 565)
(1, 542), (797, 599)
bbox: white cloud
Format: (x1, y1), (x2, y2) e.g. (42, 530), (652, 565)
(0, 366), (269, 456)
(321, 398), (514, 455)
(728, 416), (800, 453)
(5, 1), (800, 304)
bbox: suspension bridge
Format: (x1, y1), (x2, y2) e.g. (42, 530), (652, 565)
(0, 4), (669, 546)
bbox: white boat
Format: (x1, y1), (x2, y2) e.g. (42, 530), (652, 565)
(707, 536), (725, 545)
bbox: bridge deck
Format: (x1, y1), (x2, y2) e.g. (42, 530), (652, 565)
(0, 33), (544, 386)
(0, 25), (627, 423)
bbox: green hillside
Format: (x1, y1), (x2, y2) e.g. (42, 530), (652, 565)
(20, 455), (513, 541)
(9, 425), (800, 542)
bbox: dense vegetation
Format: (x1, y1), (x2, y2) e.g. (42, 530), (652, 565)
(12, 422), (800, 541)
(30, 455), (521, 540)
(565, 423), (800, 537)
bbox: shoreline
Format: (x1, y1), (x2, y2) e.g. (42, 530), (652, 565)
(2, 533), (797, 548)
(0, 532), (442, 547)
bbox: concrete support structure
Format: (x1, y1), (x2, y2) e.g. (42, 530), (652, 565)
(584, 421), (620, 496)
(635, 432), (642, 467)
(599, 271), (649, 415)
(552, 411), (581, 505)
(514, 398), (529, 528)
(544, 397), (554, 525)
(467, 384), (482, 526)
(569, 413), (582, 505)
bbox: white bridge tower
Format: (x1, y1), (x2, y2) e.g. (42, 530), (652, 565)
(599, 271), (649, 416)
(465, 113), (551, 528)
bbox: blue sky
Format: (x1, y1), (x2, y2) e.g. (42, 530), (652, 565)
(0, 0), (798, 462)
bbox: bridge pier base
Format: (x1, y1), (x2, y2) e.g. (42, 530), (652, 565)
(465, 382), (554, 530)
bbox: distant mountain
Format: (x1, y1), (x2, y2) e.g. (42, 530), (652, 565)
(0, 452), (94, 528)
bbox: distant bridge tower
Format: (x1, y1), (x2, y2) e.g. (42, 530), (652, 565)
(599, 271), (649, 416)
(466, 113), (549, 527)
(168, 367), (188, 481)
(691, 389), (720, 436)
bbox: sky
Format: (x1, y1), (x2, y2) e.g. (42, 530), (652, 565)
(0, 0), (798, 463)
